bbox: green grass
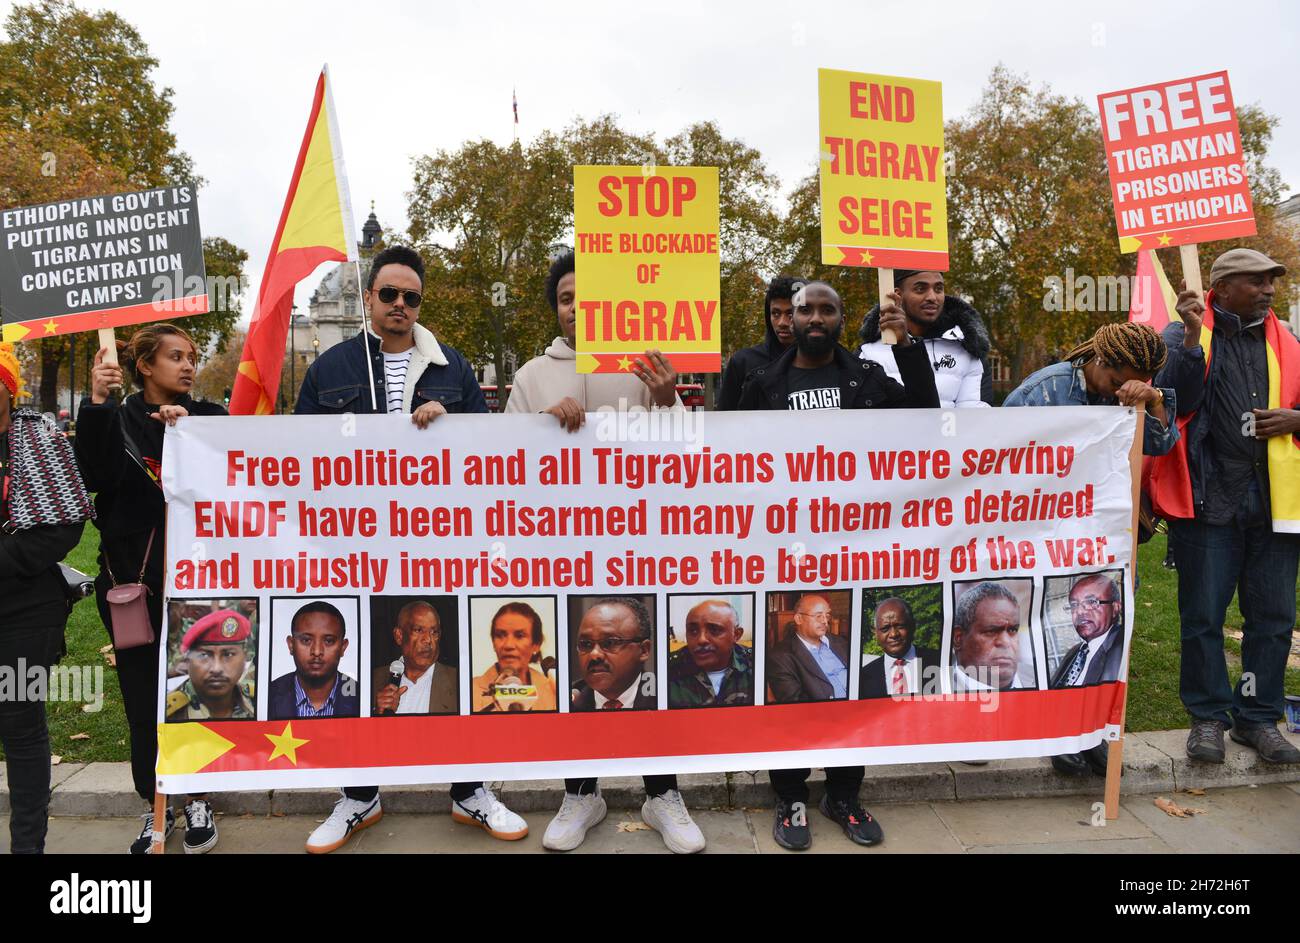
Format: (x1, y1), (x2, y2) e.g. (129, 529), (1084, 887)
(9, 529), (1299, 767)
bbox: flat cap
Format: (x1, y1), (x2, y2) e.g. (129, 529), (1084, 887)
(1209, 248), (1286, 285)
(182, 609), (251, 651)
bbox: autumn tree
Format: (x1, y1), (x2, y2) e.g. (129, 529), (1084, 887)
(0, 0), (244, 411)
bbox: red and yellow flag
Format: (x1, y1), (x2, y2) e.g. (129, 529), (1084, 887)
(229, 66), (356, 415)
(1127, 249), (1178, 332)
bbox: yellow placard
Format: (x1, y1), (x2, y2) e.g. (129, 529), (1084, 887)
(818, 69), (948, 270)
(573, 165), (720, 374)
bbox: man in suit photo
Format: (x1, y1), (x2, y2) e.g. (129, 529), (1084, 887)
(860, 597), (941, 699)
(767, 594), (849, 703)
(570, 597), (656, 711)
(374, 600), (459, 715)
(951, 582), (1027, 693)
(268, 600), (360, 720)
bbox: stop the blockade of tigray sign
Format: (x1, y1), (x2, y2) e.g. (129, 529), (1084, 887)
(155, 408), (1136, 793)
(573, 166), (721, 374)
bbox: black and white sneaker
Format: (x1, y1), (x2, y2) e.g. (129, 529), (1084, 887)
(772, 798), (812, 851)
(129, 806), (175, 854)
(183, 798), (218, 854)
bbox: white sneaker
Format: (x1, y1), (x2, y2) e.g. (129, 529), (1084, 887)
(543, 788), (608, 851)
(305, 792), (382, 854)
(451, 786), (528, 840)
(641, 789), (706, 854)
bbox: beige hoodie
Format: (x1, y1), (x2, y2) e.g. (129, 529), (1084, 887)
(504, 337), (683, 414)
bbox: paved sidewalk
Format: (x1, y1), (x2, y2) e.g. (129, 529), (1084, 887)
(5, 782), (1298, 853)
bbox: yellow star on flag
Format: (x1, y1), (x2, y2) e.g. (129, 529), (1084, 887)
(1157, 233), (1172, 246)
(616, 356), (633, 371)
(860, 250), (873, 264)
(265, 722), (309, 765)
(42, 319), (58, 335)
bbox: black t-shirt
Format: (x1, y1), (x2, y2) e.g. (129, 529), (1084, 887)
(786, 363), (842, 410)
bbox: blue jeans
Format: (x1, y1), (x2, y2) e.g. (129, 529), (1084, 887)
(1170, 484), (1300, 728)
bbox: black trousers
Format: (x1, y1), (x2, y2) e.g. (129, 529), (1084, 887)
(769, 767), (864, 804)
(0, 622), (54, 854)
(345, 783), (481, 803)
(97, 577), (162, 804)
(565, 776), (676, 798)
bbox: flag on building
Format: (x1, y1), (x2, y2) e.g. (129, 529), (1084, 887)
(1127, 248), (1178, 332)
(229, 66), (357, 415)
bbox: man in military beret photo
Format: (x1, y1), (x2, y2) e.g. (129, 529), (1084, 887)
(165, 602), (258, 723)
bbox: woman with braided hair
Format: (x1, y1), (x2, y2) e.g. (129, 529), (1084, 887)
(1003, 320), (1176, 779)
(1004, 320), (1178, 457)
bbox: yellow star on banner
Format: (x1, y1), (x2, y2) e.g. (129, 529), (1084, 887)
(42, 319), (58, 335)
(616, 356), (633, 371)
(860, 250), (873, 265)
(1157, 233), (1172, 246)
(265, 722), (310, 765)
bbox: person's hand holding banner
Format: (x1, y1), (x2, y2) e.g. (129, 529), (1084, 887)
(544, 396), (586, 433)
(411, 400), (447, 429)
(151, 404), (190, 427)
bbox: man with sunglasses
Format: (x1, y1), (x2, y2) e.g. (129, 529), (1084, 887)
(294, 245), (528, 852)
(544, 597), (706, 854)
(295, 245), (487, 423)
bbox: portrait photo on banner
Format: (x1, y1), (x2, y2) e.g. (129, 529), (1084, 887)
(164, 597), (259, 723)
(764, 589), (853, 704)
(469, 595), (559, 714)
(1041, 569), (1127, 689)
(267, 596), (361, 721)
(665, 592), (756, 709)
(567, 594), (658, 712)
(370, 595), (460, 717)
(860, 584), (943, 699)
(950, 579), (1039, 693)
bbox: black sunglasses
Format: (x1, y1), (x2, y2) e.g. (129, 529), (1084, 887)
(376, 285), (423, 308)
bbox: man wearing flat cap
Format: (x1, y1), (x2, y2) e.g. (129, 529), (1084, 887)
(1151, 246), (1300, 765)
(166, 609), (256, 721)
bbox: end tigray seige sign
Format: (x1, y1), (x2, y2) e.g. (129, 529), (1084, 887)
(0, 185), (208, 342)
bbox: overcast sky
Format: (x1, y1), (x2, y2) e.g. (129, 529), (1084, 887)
(9, 0), (1297, 322)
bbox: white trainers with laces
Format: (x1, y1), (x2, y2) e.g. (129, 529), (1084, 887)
(641, 789), (706, 854)
(451, 786), (528, 840)
(305, 792), (383, 854)
(543, 788), (608, 851)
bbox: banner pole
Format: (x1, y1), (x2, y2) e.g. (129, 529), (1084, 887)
(1105, 407), (1145, 819)
(878, 268), (899, 345)
(150, 790), (168, 854)
(356, 260), (377, 412)
(98, 327), (121, 392)
(1179, 244), (1203, 297)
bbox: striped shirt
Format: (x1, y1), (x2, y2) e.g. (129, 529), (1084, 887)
(383, 349), (414, 414)
(293, 674), (343, 717)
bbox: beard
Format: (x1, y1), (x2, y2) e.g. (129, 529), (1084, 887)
(794, 318), (843, 358)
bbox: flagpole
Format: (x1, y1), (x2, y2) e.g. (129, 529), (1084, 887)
(357, 259), (378, 412)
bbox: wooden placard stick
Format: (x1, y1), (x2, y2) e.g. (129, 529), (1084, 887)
(1105, 407), (1146, 820)
(1179, 243), (1203, 297)
(98, 327), (121, 392)
(878, 268), (899, 345)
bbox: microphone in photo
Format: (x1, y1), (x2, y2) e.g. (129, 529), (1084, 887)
(492, 674), (539, 712)
(381, 658), (405, 716)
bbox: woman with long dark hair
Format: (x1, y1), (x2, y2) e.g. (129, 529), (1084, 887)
(76, 323), (227, 853)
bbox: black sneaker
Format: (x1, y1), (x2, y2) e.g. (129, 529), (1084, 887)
(772, 798), (811, 851)
(1186, 720), (1227, 763)
(819, 794), (883, 847)
(1050, 752), (1092, 777)
(1229, 724), (1300, 764)
(129, 806), (175, 854)
(183, 798), (219, 854)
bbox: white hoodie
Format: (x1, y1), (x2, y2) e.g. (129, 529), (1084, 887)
(504, 337), (683, 414)
(859, 325), (988, 409)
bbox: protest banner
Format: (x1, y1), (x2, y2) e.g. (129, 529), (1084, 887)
(156, 407), (1139, 796)
(572, 165), (720, 374)
(1098, 71), (1255, 293)
(0, 186), (208, 374)
(818, 68), (947, 344)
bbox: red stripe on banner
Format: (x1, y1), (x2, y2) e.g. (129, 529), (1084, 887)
(7, 295), (209, 340)
(1128, 218), (1257, 250)
(587, 352), (720, 374)
(835, 247), (950, 270)
(189, 683), (1126, 774)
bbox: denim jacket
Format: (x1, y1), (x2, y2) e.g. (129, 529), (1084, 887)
(1003, 361), (1178, 456)
(294, 322), (487, 416)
